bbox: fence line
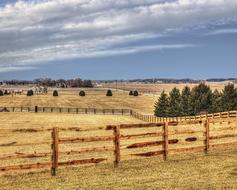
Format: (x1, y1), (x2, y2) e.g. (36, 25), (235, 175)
(1, 118), (237, 175)
(0, 106), (236, 122)
(130, 110), (237, 123)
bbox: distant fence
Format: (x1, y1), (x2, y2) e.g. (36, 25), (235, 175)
(130, 110), (237, 122)
(1, 118), (237, 175)
(0, 106), (237, 122)
(0, 106), (131, 115)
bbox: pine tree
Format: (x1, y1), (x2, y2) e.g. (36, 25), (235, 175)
(168, 87), (181, 117)
(221, 83), (237, 111)
(190, 83), (213, 115)
(154, 91), (169, 117)
(180, 86), (192, 116)
(212, 89), (223, 113)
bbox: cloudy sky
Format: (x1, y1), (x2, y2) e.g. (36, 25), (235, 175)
(0, 0), (237, 80)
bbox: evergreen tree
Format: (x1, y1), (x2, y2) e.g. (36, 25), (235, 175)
(190, 83), (213, 115)
(106, 90), (113, 96)
(133, 90), (139, 96)
(221, 83), (237, 111)
(180, 86), (192, 116)
(168, 87), (181, 117)
(211, 90), (223, 113)
(79, 90), (86, 96)
(53, 90), (59, 96)
(154, 91), (169, 117)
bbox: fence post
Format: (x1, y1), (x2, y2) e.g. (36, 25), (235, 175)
(113, 125), (120, 168)
(163, 122), (168, 161)
(35, 106), (38, 113)
(51, 128), (59, 176)
(76, 108), (78, 114)
(85, 108), (88, 114)
(204, 119), (210, 154)
(94, 108), (96, 114)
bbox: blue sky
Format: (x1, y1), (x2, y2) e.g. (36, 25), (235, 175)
(0, 0), (237, 80)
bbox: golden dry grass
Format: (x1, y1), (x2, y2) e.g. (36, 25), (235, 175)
(0, 88), (237, 189)
(104, 82), (237, 94)
(0, 89), (157, 114)
(1, 149), (237, 190)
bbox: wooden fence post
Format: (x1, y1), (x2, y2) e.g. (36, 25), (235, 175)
(35, 106), (38, 113)
(163, 122), (168, 161)
(85, 108), (88, 114)
(204, 119), (210, 154)
(113, 126), (120, 168)
(51, 128), (59, 176)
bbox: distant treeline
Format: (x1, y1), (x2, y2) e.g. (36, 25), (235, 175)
(0, 78), (93, 88)
(154, 83), (237, 117)
(95, 78), (237, 84)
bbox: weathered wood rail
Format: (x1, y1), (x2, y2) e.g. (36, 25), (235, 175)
(1, 118), (237, 175)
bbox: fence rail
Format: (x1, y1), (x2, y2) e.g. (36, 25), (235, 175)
(0, 106), (236, 122)
(130, 110), (237, 123)
(1, 118), (237, 175)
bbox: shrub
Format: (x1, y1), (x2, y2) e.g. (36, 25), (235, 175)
(53, 90), (59, 96)
(0, 90), (3, 96)
(106, 89), (113, 96)
(133, 90), (139, 96)
(27, 90), (33, 96)
(129, 91), (133, 96)
(79, 90), (86, 96)
(4, 90), (9, 95)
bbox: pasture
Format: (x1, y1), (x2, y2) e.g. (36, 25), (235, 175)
(1, 88), (237, 189)
(103, 82), (236, 95)
(0, 88), (157, 114)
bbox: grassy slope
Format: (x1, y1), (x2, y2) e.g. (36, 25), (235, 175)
(1, 149), (237, 190)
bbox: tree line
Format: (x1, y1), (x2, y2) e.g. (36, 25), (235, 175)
(154, 83), (237, 117)
(1, 78), (93, 88)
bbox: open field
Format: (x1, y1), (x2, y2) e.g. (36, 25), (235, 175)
(1, 149), (237, 190)
(1, 87), (237, 189)
(0, 89), (157, 114)
(103, 82), (237, 95)
(1, 112), (237, 189)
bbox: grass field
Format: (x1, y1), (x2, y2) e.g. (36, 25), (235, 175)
(0, 89), (157, 114)
(103, 82), (236, 94)
(1, 87), (237, 189)
(1, 148), (237, 190)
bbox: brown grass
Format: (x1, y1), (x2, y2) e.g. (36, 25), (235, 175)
(0, 89), (157, 114)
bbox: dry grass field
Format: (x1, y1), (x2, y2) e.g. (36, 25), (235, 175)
(1, 88), (237, 189)
(1, 149), (237, 190)
(0, 89), (157, 114)
(103, 82), (237, 95)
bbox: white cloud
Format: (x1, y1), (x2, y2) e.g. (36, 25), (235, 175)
(206, 28), (237, 35)
(0, 0), (237, 72)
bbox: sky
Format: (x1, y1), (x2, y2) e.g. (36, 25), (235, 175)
(0, 0), (237, 80)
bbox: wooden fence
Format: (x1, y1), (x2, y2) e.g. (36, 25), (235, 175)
(0, 106), (236, 123)
(0, 106), (131, 115)
(1, 118), (237, 175)
(130, 110), (237, 123)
